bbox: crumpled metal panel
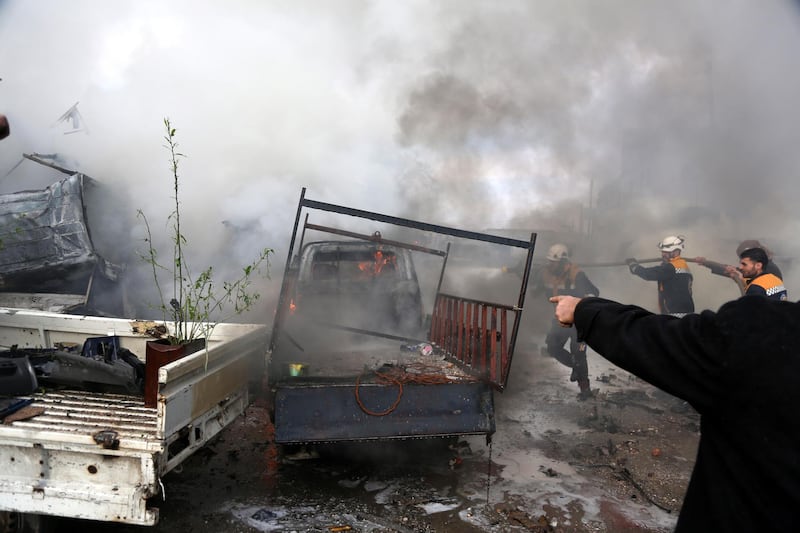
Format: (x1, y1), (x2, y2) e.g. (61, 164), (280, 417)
(0, 174), (123, 296)
(0, 174), (93, 274)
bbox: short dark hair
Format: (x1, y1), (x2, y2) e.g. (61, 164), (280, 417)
(740, 247), (769, 268)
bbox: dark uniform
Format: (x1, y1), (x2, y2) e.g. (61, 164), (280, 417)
(538, 263), (599, 396)
(572, 295), (800, 532)
(630, 256), (694, 316)
(745, 272), (788, 300)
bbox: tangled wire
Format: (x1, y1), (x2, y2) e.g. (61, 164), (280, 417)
(354, 362), (474, 416)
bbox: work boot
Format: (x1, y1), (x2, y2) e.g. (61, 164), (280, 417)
(577, 379), (593, 401)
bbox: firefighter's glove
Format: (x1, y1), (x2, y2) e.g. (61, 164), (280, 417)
(625, 258), (639, 274)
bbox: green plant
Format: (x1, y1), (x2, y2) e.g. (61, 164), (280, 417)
(137, 118), (272, 344)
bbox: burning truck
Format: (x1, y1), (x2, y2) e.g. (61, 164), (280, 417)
(267, 188), (536, 446)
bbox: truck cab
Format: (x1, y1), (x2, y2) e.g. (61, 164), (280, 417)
(293, 240), (424, 338)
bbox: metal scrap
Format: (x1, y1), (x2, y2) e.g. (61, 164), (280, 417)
(93, 430), (120, 450)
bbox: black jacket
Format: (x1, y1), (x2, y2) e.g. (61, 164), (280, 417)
(631, 257), (694, 315)
(574, 296), (800, 532)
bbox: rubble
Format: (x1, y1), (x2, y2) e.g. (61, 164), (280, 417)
(62, 340), (697, 533)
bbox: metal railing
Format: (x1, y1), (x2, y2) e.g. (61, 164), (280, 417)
(429, 293), (519, 390)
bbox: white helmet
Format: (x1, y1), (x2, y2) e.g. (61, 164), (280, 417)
(658, 235), (685, 252)
(546, 243), (570, 262)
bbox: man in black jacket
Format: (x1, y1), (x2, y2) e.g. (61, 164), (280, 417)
(549, 293), (800, 532)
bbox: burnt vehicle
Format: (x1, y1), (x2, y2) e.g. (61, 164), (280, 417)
(283, 238), (424, 351)
(0, 154), (129, 316)
(0, 335), (145, 396)
(267, 188), (536, 445)
(0, 308), (269, 528)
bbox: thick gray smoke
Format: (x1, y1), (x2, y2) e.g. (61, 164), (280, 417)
(2, 0), (800, 319)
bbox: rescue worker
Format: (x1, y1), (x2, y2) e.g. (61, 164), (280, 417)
(738, 247), (787, 300)
(536, 243), (599, 400)
(626, 235), (694, 317)
(696, 239), (783, 281)
(550, 293), (800, 532)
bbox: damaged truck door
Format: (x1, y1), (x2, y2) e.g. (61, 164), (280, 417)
(267, 188), (536, 445)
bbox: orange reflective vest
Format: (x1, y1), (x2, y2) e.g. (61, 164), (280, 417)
(745, 273), (788, 301)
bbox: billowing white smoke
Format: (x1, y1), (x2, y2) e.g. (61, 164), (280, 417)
(2, 0), (800, 321)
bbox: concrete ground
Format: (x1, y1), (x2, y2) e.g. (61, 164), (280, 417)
(65, 336), (698, 533)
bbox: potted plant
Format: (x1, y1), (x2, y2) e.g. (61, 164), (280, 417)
(137, 118), (272, 406)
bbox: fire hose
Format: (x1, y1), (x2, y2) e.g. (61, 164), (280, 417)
(579, 256), (746, 295)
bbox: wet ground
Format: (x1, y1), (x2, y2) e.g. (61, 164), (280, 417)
(70, 341), (699, 533)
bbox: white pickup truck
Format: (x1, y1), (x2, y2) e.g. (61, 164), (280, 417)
(0, 307), (268, 530)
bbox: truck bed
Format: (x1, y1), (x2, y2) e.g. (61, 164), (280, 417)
(272, 344), (495, 444)
(3, 390), (158, 451)
(268, 189), (535, 445)
(276, 342), (479, 381)
(0, 308), (269, 525)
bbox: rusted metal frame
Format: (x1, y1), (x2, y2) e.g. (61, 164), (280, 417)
(303, 222), (447, 257)
(456, 299), (464, 362)
(431, 294), (443, 347)
(489, 306), (498, 383)
(464, 301), (473, 367)
(436, 296), (447, 352)
(426, 243), (453, 344)
(269, 188), (308, 353)
(436, 295), (477, 374)
(471, 302), (480, 372)
(436, 292), (517, 312)
(427, 293), (517, 388)
(500, 232), (537, 390)
(434, 242), (451, 297)
(500, 311), (509, 385)
(289, 189), (538, 391)
(300, 197), (532, 250)
(448, 297), (458, 355)
(480, 305), (488, 377)
(430, 296), (442, 348)
(297, 213), (310, 263)
(432, 295), (445, 348)
(312, 320), (427, 344)
(431, 296), (440, 345)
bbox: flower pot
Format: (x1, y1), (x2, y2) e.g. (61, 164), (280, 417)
(144, 338), (205, 408)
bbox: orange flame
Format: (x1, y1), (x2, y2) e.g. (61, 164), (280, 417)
(358, 250), (395, 277)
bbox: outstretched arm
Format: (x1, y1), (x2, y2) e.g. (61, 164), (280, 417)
(564, 296), (728, 411)
(629, 261), (675, 281)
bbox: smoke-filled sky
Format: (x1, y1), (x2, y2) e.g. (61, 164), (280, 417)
(2, 0), (800, 316)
